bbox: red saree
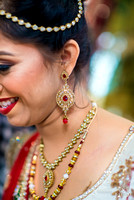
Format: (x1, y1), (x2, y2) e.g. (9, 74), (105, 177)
(2, 132), (39, 200)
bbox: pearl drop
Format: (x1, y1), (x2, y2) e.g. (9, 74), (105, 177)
(63, 173), (69, 179)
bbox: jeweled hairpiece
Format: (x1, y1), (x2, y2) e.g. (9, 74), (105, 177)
(0, 0), (83, 33)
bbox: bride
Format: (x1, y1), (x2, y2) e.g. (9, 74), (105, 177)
(0, 0), (133, 199)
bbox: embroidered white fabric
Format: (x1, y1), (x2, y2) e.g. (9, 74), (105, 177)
(72, 125), (134, 200)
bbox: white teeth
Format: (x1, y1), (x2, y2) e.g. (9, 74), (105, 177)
(11, 98), (15, 103)
(0, 98), (18, 108)
(7, 101), (12, 106)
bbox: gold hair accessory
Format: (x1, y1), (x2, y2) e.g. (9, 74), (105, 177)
(0, 0), (83, 33)
(56, 70), (75, 124)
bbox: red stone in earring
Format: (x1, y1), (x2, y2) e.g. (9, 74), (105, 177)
(63, 115), (68, 124)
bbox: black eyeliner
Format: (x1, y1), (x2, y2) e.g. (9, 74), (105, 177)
(0, 64), (12, 71)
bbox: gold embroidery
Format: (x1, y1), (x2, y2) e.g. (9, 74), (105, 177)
(111, 157), (133, 200)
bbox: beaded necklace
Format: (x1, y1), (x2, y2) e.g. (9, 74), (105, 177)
(13, 102), (97, 200)
(39, 102), (97, 196)
(13, 140), (38, 200)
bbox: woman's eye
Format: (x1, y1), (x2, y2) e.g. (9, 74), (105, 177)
(0, 64), (12, 72)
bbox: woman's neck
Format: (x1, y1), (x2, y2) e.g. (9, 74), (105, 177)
(36, 85), (91, 146)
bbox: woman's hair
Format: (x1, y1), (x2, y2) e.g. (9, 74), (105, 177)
(0, 0), (91, 81)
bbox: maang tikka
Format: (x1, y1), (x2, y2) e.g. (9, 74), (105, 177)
(56, 71), (75, 124)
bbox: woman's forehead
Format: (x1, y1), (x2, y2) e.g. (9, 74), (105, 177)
(0, 33), (39, 56)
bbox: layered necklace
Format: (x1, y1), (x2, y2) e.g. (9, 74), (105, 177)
(13, 101), (97, 200)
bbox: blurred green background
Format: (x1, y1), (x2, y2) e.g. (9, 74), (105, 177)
(86, 0), (134, 121)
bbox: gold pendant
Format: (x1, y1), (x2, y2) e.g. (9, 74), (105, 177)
(43, 169), (54, 197)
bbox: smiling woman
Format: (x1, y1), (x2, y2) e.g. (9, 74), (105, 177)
(0, 0), (134, 200)
(0, 34), (64, 127)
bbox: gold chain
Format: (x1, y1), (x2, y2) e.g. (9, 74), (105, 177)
(39, 102), (97, 170)
(13, 102), (97, 200)
(36, 101), (97, 198)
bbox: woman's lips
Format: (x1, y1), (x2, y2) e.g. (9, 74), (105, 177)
(0, 97), (19, 115)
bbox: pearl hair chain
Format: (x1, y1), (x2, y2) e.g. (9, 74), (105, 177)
(0, 0), (83, 33)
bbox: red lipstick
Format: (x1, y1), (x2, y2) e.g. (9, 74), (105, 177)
(0, 97), (18, 115)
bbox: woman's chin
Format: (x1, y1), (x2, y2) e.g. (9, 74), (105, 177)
(7, 116), (29, 127)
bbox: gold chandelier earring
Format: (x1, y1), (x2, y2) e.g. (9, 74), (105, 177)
(56, 70), (75, 124)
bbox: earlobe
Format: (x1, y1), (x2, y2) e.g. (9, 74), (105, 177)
(61, 39), (80, 76)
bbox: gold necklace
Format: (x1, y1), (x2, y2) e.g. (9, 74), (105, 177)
(39, 101), (97, 198)
(29, 102), (97, 199)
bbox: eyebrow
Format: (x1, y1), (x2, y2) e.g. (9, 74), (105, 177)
(0, 51), (15, 56)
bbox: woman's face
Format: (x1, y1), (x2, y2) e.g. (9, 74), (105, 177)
(0, 33), (61, 126)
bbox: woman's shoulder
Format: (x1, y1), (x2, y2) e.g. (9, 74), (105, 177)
(93, 107), (134, 163)
(74, 108), (134, 200)
(97, 107), (133, 140)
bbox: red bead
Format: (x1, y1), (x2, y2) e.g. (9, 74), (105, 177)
(63, 74), (67, 79)
(63, 118), (68, 124)
(45, 175), (47, 182)
(58, 185), (63, 190)
(39, 196), (45, 200)
(50, 195), (56, 200)
(32, 163), (36, 166)
(68, 163), (74, 168)
(75, 150), (80, 155)
(63, 95), (68, 101)
(80, 140), (84, 144)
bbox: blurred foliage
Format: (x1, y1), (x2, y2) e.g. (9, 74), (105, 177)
(103, 0), (134, 120)
(108, 0), (134, 34)
(104, 54), (134, 120)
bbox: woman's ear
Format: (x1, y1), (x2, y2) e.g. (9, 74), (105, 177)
(60, 39), (80, 76)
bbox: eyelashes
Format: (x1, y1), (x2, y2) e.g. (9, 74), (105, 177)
(0, 64), (12, 72)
